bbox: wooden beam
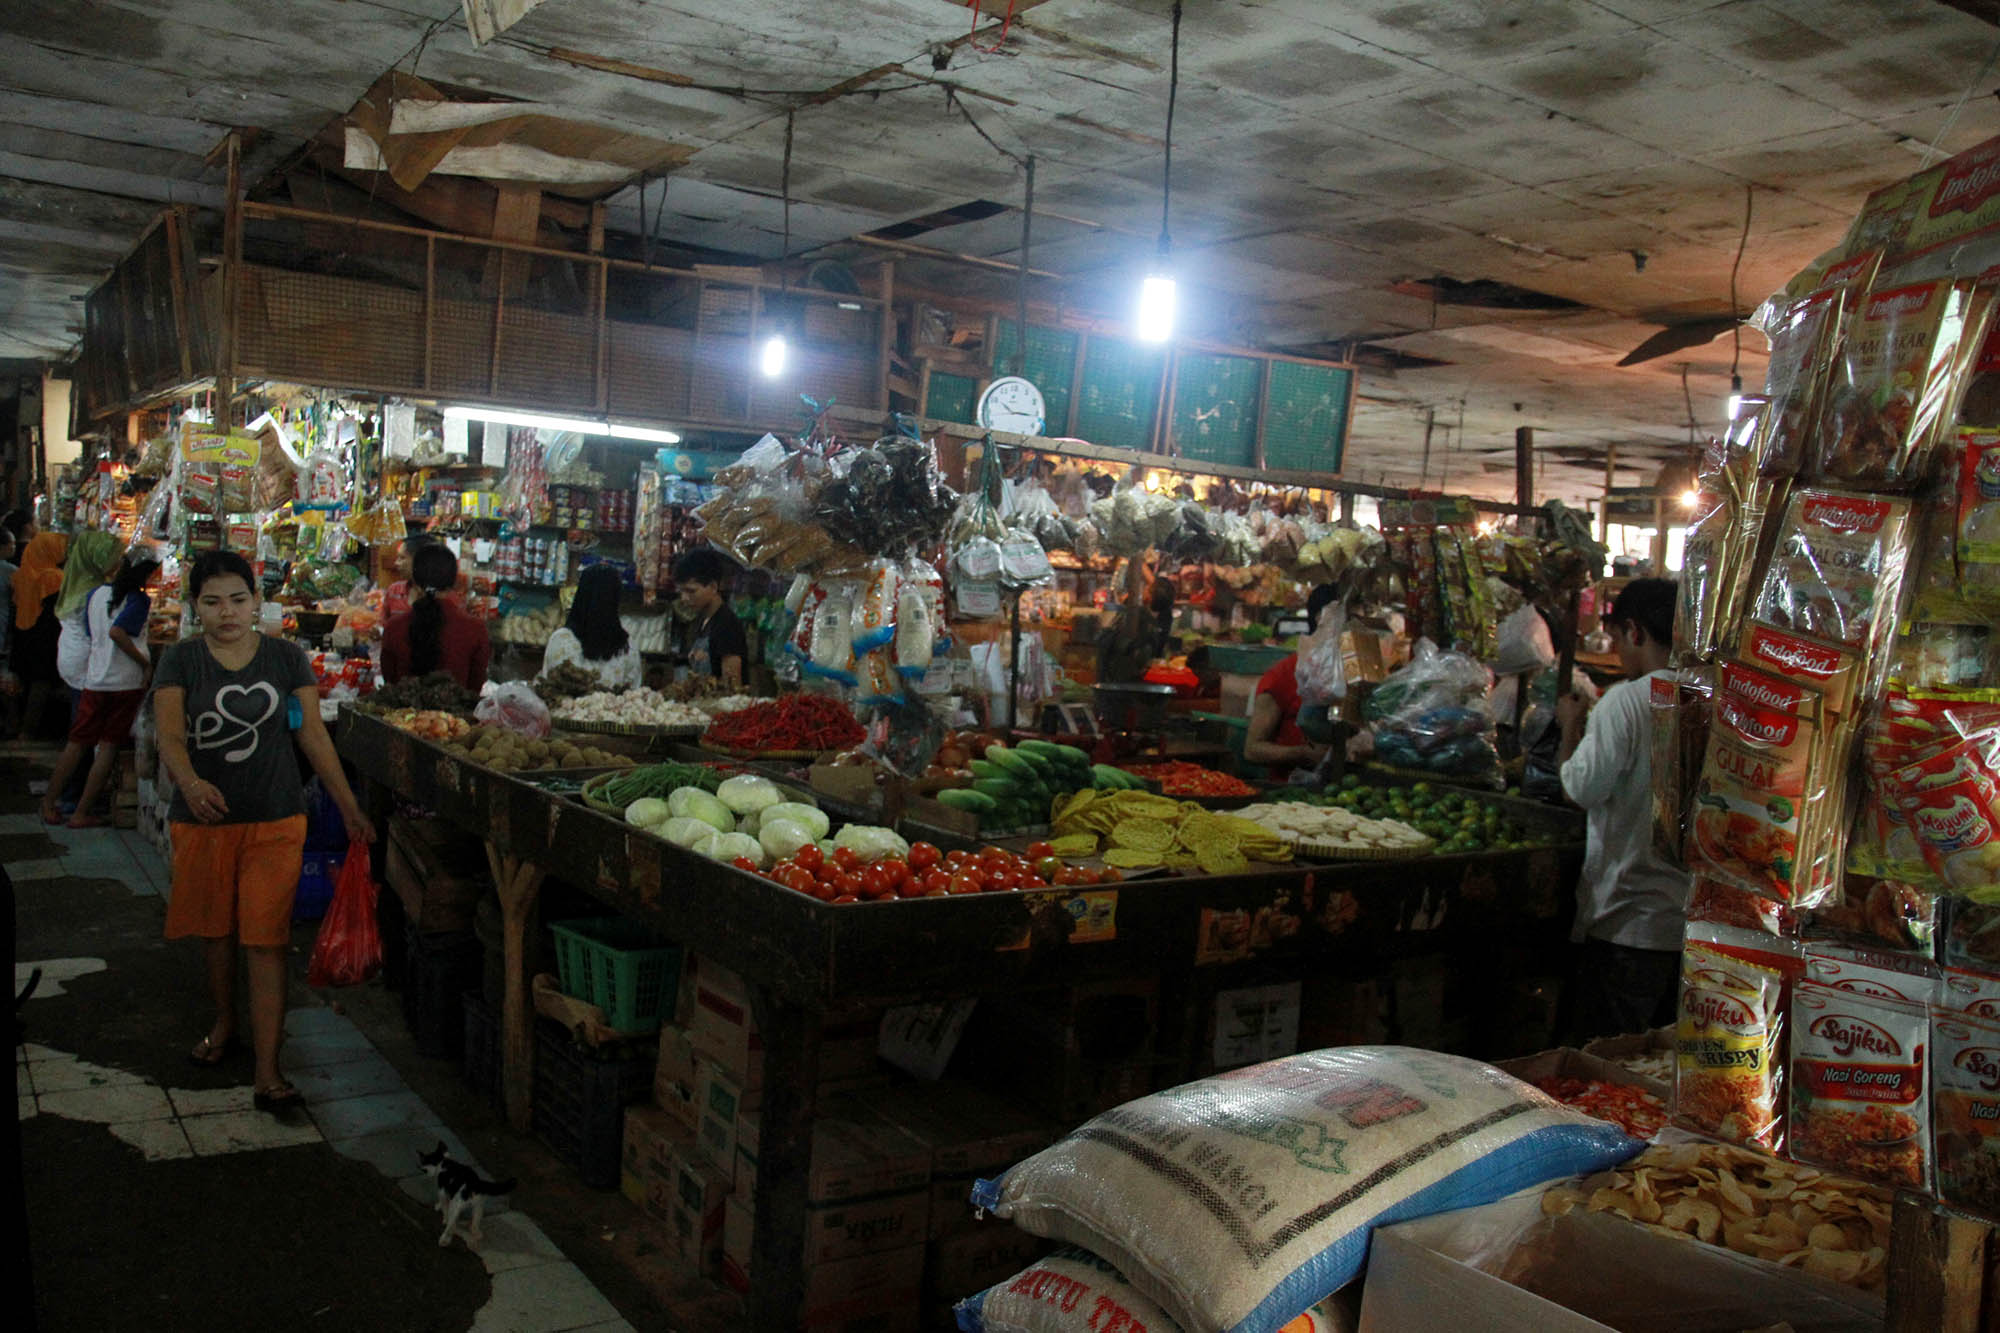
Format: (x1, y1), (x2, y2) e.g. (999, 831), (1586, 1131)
(543, 46), (694, 86)
(1886, 1196), (1989, 1333)
(483, 845), (547, 1133)
(213, 132), (240, 425)
(1515, 425), (1535, 509)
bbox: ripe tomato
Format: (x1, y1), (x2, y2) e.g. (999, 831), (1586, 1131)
(948, 871), (985, 895)
(793, 844), (825, 872)
(1055, 867), (1088, 886)
(833, 871), (864, 897)
(944, 849), (971, 869)
(920, 869), (952, 895)
(1098, 866), (1123, 883)
(862, 864), (898, 899)
(881, 859), (911, 889)
(730, 856), (761, 874)
(1075, 867), (1103, 885)
(832, 845), (863, 872)
(831, 894), (861, 905)
(907, 841), (941, 871)
(778, 866), (818, 896)
(1025, 841), (1055, 860)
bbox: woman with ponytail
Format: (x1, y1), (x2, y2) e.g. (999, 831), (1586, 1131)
(380, 545), (489, 689)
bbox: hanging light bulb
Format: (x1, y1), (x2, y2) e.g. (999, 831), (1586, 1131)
(1135, 2), (1182, 345)
(1681, 487), (1702, 510)
(760, 333), (788, 379)
(1726, 373), (1744, 419)
(1136, 270), (1177, 344)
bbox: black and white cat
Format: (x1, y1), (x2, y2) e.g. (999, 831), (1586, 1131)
(417, 1141), (515, 1247)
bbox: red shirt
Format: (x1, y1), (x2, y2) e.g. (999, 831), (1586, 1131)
(1255, 655), (1308, 778)
(381, 598), (491, 691)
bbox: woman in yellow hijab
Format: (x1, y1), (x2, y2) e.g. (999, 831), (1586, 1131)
(52, 531), (123, 693)
(13, 531), (66, 632)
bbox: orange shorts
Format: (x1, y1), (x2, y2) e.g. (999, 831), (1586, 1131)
(165, 815), (309, 948)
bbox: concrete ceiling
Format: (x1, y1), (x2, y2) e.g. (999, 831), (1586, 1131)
(5, 0), (2000, 502)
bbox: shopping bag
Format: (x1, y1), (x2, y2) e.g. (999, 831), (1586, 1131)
(306, 839), (381, 988)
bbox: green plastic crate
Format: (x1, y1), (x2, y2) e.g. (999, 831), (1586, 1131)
(1204, 643), (1293, 676)
(548, 917), (683, 1034)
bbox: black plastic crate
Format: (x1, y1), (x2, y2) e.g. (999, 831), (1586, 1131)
(530, 1018), (655, 1189)
(461, 990), (502, 1109)
(403, 925), (482, 1059)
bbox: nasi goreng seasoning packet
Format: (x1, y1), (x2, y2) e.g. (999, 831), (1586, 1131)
(1675, 935), (1792, 1153)
(1691, 660), (1848, 909)
(1930, 1012), (2000, 1220)
(1789, 982), (1930, 1192)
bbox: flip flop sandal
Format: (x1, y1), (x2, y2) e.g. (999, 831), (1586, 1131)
(253, 1083), (306, 1114)
(187, 1034), (239, 1067)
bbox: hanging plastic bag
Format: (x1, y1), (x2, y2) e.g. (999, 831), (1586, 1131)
(307, 841), (381, 989)
(1295, 601), (1348, 707)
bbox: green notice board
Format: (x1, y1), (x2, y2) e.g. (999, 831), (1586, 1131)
(1073, 334), (1165, 451)
(924, 369), (979, 426)
(993, 319), (1079, 436)
(1261, 361), (1352, 474)
(1168, 352), (1261, 467)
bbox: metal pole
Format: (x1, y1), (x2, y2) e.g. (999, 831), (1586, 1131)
(1007, 591), (1022, 734)
(1515, 425), (1534, 510)
(1016, 156), (1034, 380)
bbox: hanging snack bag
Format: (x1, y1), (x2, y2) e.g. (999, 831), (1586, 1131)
(1650, 670), (1713, 866)
(1930, 1012), (2000, 1219)
(1758, 282), (1846, 478)
(806, 586), (858, 687)
(1751, 488), (1912, 687)
(1957, 427), (2000, 609)
(1688, 876), (1794, 936)
(1737, 621), (1863, 718)
(1690, 661), (1836, 907)
(1675, 410), (1780, 666)
(1675, 933), (1792, 1152)
(1887, 731), (2000, 901)
(1815, 279), (1973, 491)
(1789, 982), (1930, 1192)
(1808, 874), (1939, 956)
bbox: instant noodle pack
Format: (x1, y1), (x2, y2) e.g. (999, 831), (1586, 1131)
(1656, 132), (2000, 1226)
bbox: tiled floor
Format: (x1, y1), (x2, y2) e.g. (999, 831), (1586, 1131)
(2, 812), (171, 896)
(19, 975), (636, 1332)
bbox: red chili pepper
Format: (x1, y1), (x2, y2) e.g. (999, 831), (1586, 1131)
(705, 693), (865, 753)
(1119, 761), (1256, 797)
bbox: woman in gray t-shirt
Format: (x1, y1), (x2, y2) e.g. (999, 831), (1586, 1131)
(155, 550), (376, 1115)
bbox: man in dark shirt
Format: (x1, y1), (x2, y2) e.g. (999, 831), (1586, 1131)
(673, 548), (747, 689)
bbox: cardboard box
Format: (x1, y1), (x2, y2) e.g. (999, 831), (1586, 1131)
(1494, 1045), (1670, 1103)
(666, 1148), (730, 1274)
(695, 1059), (744, 1186)
(734, 1108), (931, 1206)
(924, 1225), (1049, 1308)
(654, 1025), (700, 1132)
(863, 1083), (1058, 1238)
(1579, 1025), (1674, 1095)
(685, 955), (883, 1103)
(1359, 1195), (1881, 1333)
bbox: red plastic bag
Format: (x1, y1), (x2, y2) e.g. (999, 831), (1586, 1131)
(307, 840), (381, 988)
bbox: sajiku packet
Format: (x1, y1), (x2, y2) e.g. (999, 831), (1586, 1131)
(1929, 1012), (2000, 1219)
(1674, 931), (1795, 1153)
(1789, 982), (1931, 1192)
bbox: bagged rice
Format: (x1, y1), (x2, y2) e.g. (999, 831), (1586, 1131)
(956, 1246), (1354, 1333)
(969, 1047), (1640, 1333)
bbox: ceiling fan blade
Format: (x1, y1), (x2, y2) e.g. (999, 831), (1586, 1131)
(1617, 316), (1741, 367)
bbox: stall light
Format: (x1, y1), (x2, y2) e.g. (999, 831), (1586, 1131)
(1681, 487), (1702, 510)
(441, 405), (680, 445)
(760, 333), (789, 379)
(1726, 373), (1744, 420)
(1136, 271), (1177, 344)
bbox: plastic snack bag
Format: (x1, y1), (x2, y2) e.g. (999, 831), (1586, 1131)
(307, 841), (381, 988)
(474, 681), (552, 739)
(1816, 279), (1975, 491)
(1751, 488), (1912, 691)
(1674, 929), (1795, 1153)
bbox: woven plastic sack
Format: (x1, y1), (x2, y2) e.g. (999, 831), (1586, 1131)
(956, 1246), (1354, 1333)
(306, 840), (380, 988)
(969, 1047), (1640, 1333)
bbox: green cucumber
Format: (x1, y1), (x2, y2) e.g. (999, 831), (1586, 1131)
(937, 788), (997, 814)
(985, 745), (1036, 778)
(968, 759), (1009, 782)
(1052, 744), (1092, 766)
(1091, 764), (1135, 790)
(974, 778), (1019, 800)
(1016, 739), (1062, 758)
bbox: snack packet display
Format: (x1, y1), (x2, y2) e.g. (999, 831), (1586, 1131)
(1690, 660), (1841, 907)
(1807, 875), (1939, 956)
(1751, 488), (1913, 691)
(1758, 285), (1845, 477)
(1675, 933), (1793, 1152)
(1675, 410), (1781, 665)
(1885, 730), (2000, 901)
(1651, 669), (1713, 866)
(1788, 982), (1930, 1191)
(1957, 427), (2000, 610)
(1929, 1012), (2000, 1219)
(1688, 876), (1794, 936)
(696, 434), (871, 578)
(1816, 278), (1975, 491)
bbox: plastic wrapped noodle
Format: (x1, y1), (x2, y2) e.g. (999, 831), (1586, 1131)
(1886, 727), (2000, 901)
(1756, 287), (1843, 478)
(1751, 488), (1912, 692)
(1674, 411), (1779, 666)
(1815, 278), (1979, 492)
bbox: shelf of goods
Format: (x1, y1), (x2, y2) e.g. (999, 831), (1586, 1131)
(336, 707), (1582, 1330)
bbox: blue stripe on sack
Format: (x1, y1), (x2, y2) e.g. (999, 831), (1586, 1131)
(1230, 1122), (1644, 1333)
(969, 1176), (1004, 1212)
(953, 1288), (987, 1332)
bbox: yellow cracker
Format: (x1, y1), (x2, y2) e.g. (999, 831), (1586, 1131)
(1196, 846), (1250, 875)
(1049, 834), (1099, 858)
(1104, 847), (1165, 868)
(1110, 818), (1175, 851)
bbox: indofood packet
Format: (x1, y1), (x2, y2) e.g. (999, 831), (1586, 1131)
(1758, 250), (1879, 478)
(1751, 488), (1913, 694)
(1789, 982), (1931, 1192)
(1675, 410), (1782, 666)
(1690, 660), (1847, 909)
(1674, 928), (1800, 1153)
(1815, 279), (1976, 492)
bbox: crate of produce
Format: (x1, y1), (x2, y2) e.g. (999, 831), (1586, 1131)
(531, 1018), (656, 1189)
(548, 917), (683, 1035)
(461, 990), (502, 1109)
(403, 924), (483, 1059)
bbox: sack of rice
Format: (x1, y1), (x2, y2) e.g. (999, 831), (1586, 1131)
(969, 1047), (1640, 1333)
(956, 1246), (1355, 1333)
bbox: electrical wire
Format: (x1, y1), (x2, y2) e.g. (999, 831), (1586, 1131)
(1922, 27), (2000, 168)
(1728, 184), (1753, 383)
(946, 89), (1027, 168)
(1160, 0), (1181, 255)
(780, 110), (794, 262)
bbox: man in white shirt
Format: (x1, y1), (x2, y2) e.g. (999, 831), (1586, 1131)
(1555, 578), (1691, 1041)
